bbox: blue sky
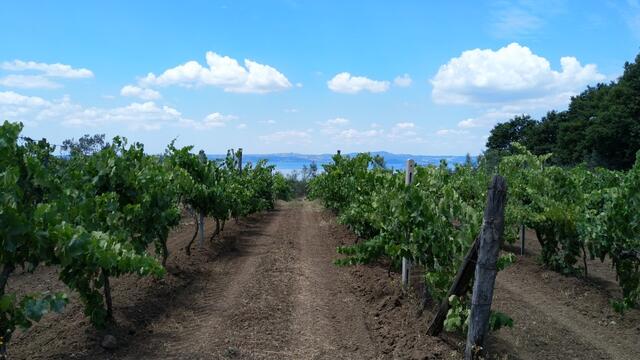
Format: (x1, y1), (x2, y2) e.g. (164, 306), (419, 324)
(1, 0), (638, 154)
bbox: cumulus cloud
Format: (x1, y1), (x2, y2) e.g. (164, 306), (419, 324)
(436, 129), (469, 136)
(327, 72), (390, 94)
(0, 91), (51, 107)
(178, 112), (237, 130)
(394, 122), (415, 129)
(431, 43), (605, 108)
(455, 108), (521, 129)
(62, 102), (184, 130)
(259, 130), (312, 144)
(335, 128), (383, 143)
(120, 85), (161, 100)
(1, 60), (93, 78)
(0, 75), (61, 89)
(139, 51), (292, 93)
(0, 60), (93, 89)
(388, 122), (422, 141)
(393, 74), (412, 87)
(319, 117), (350, 135)
(0, 90), (252, 133)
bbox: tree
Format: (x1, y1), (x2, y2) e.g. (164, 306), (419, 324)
(61, 134), (109, 156)
(486, 115), (537, 152)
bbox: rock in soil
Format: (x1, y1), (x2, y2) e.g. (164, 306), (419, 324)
(100, 335), (117, 350)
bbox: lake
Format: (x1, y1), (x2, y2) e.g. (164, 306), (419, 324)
(207, 152), (475, 175)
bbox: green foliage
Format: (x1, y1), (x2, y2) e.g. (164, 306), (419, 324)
(443, 295), (513, 333)
(311, 148), (640, 316)
(310, 153), (487, 301)
(273, 172), (293, 200)
(1, 121), (287, 353)
(501, 144), (639, 309)
(0, 292), (68, 347)
(0, 121), (72, 351)
(444, 295), (470, 332)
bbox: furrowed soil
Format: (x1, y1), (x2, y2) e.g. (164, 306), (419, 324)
(6, 200), (640, 359)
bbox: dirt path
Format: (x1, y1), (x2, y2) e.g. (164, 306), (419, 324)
(489, 234), (640, 360)
(290, 201), (378, 359)
(99, 200), (381, 359)
(9, 200), (639, 359)
(10, 200), (385, 360)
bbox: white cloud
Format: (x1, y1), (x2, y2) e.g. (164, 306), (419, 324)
(179, 112), (237, 130)
(393, 74), (412, 87)
(0, 91), (51, 107)
(394, 122), (415, 129)
(456, 108), (518, 129)
(388, 122), (420, 141)
(319, 117), (350, 134)
(327, 72), (390, 94)
(436, 129), (469, 136)
(259, 130), (312, 144)
(325, 117), (349, 125)
(0, 75), (61, 89)
(236, 123), (247, 129)
(335, 128), (383, 143)
(120, 85), (161, 100)
(457, 118), (479, 129)
(1, 60), (93, 78)
(0, 91), (183, 131)
(431, 43), (605, 109)
(139, 51), (292, 93)
(62, 102), (183, 130)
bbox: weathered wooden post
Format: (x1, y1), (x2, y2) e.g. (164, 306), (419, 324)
(427, 238), (479, 336)
(465, 175), (507, 360)
(519, 224), (525, 255)
(402, 159), (416, 287)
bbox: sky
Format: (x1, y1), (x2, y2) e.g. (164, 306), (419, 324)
(0, 0), (639, 155)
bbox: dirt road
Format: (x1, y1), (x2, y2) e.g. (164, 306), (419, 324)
(9, 200), (640, 359)
(125, 200), (380, 359)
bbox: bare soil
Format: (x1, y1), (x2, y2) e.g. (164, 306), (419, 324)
(6, 200), (640, 359)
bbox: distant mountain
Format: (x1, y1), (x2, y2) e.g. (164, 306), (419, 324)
(206, 152), (474, 173)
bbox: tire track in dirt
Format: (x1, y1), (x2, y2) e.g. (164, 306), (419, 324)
(108, 200), (380, 359)
(489, 240), (640, 360)
(289, 201), (379, 359)
(108, 208), (290, 359)
(495, 278), (637, 360)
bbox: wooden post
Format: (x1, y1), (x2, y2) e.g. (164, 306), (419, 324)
(402, 159), (416, 287)
(427, 238), (479, 336)
(520, 224), (525, 255)
(465, 175), (507, 360)
(238, 148), (243, 172)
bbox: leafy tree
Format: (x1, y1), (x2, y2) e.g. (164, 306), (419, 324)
(61, 134), (109, 156)
(486, 115), (537, 152)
